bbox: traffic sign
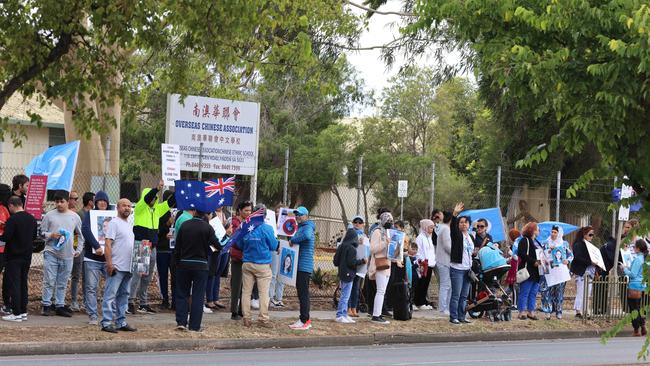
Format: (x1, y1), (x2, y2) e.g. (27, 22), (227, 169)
(397, 180), (408, 198)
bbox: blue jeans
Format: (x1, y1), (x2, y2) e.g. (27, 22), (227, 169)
(83, 261), (107, 320)
(101, 271), (132, 328)
(518, 278), (540, 312)
(349, 275), (362, 309)
(337, 280), (353, 318)
(156, 251), (172, 304)
(42, 251), (73, 307)
(175, 268), (208, 331)
(449, 267), (471, 321)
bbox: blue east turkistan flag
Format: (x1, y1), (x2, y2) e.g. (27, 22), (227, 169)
(25, 140), (80, 191)
(611, 188), (642, 212)
(537, 221), (579, 243)
(459, 207), (506, 242)
(174, 180), (218, 213)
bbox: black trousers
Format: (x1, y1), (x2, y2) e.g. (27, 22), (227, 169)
(0, 253), (9, 307)
(296, 271), (311, 323)
(230, 261), (243, 315)
(628, 296), (646, 331)
(5, 257), (30, 315)
(414, 267), (433, 307)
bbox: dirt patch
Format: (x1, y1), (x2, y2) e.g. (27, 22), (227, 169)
(0, 317), (614, 343)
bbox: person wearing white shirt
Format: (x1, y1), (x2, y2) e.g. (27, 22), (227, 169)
(414, 219), (435, 310)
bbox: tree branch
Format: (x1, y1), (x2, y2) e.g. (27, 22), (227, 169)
(344, 0), (417, 17)
(0, 32), (74, 111)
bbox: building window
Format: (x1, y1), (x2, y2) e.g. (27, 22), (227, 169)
(48, 127), (65, 147)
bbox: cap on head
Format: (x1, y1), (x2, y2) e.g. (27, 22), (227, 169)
(352, 215), (364, 223)
(294, 206), (309, 217)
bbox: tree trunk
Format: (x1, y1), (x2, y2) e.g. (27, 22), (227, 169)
(331, 184), (349, 230)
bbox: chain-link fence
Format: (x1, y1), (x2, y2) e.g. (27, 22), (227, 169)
(0, 160), (622, 309)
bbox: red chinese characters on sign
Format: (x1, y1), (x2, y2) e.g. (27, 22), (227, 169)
(25, 175), (48, 219)
(222, 107), (230, 120)
(193, 103), (200, 117)
(212, 105), (220, 118)
(202, 104), (210, 118)
(189, 101), (243, 122)
(233, 107), (240, 121)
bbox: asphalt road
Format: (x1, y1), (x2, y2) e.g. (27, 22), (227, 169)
(0, 338), (646, 366)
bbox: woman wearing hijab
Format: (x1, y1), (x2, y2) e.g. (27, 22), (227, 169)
(541, 225), (573, 320)
(414, 219), (435, 310)
(624, 239), (648, 336)
(571, 226), (596, 319)
(517, 222), (541, 320)
(368, 212), (393, 324)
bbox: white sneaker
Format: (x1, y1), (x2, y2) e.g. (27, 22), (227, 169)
(2, 314), (22, 322)
(203, 306), (213, 314)
(251, 299), (260, 310)
(20, 313), (27, 321)
(335, 316), (346, 323)
(289, 319), (304, 329)
(344, 316), (356, 324)
(89, 319), (98, 325)
(412, 306), (420, 311)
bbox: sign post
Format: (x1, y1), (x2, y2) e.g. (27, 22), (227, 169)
(397, 180), (408, 221)
(25, 175), (48, 219)
(612, 181), (633, 277)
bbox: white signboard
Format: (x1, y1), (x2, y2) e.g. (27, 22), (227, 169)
(161, 144), (181, 186)
(619, 182), (633, 221)
(585, 240), (606, 271)
(165, 93), (260, 176)
(397, 180), (408, 198)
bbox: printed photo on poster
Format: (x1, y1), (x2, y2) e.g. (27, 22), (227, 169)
(277, 207), (298, 237)
(536, 248), (550, 275)
(131, 240), (152, 276)
(277, 240), (299, 287)
(387, 230), (405, 260)
(550, 247), (566, 268)
(89, 210), (117, 254)
(621, 248), (634, 268)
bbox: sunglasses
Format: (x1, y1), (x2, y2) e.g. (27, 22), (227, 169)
(352, 220), (364, 224)
(586, 233), (594, 237)
(476, 225), (486, 228)
(69, 197), (79, 200)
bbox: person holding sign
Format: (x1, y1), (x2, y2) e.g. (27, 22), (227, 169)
(623, 239), (649, 336)
(540, 226), (573, 320)
(571, 227), (597, 319)
(333, 228), (366, 323)
(81, 191), (111, 325)
(368, 212), (393, 325)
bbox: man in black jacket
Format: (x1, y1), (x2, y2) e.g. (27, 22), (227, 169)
(174, 211), (221, 331)
(0, 196), (37, 322)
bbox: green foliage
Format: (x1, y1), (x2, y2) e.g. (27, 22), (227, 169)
(0, 0), (361, 144)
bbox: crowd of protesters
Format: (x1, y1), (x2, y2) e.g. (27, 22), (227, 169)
(0, 174), (647, 336)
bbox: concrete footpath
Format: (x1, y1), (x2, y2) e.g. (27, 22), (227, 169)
(0, 308), (623, 356)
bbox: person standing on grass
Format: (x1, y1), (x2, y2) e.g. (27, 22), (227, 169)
(624, 239), (649, 337)
(0, 196), (37, 322)
(435, 211), (453, 316)
(0, 184), (12, 315)
(130, 179), (175, 315)
(238, 205), (278, 328)
(40, 190), (83, 318)
(81, 191), (111, 325)
(100, 199), (137, 333)
(414, 219), (435, 310)
(230, 200), (253, 320)
(174, 210), (221, 332)
(449, 202), (472, 325)
(516, 222), (542, 321)
(334, 228), (366, 324)
(288, 206), (315, 330)
(349, 215), (368, 318)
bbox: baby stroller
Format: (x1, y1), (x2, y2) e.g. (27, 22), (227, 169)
(466, 251), (513, 321)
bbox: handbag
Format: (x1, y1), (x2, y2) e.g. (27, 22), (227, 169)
(375, 256), (390, 271)
(628, 289), (643, 300)
(516, 268), (530, 283)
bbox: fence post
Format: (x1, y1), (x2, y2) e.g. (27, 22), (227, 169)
(496, 165), (501, 208)
(430, 161), (435, 213)
(102, 136), (111, 192)
(198, 142), (204, 181)
(556, 170), (561, 221)
(356, 156), (363, 216)
(283, 148), (289, 205)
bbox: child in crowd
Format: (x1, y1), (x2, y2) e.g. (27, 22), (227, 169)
(334, 228), (366, 323)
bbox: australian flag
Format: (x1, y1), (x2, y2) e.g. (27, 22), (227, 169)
(230, 208), (266, 246)
(174, 180), (216, 213)
(204, 176), (236, 208)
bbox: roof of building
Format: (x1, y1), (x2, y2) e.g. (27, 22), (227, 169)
(0, 93), (64, 126)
